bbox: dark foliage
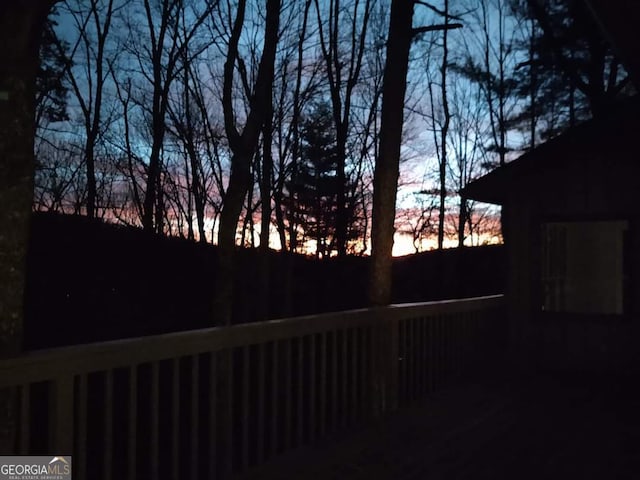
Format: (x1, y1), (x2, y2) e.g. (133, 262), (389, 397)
(24, 212), (505, 349)
(285, 102), (361, 258)
(36, 7), (70, 125)
(510, 0), (633, 142)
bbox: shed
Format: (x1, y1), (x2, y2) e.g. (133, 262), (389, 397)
(464, 97), (640, 372)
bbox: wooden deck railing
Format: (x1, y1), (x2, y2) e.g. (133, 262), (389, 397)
(0, 294), (504, 479)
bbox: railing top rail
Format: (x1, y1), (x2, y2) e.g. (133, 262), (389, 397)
(388, 294), (503, 318)
(0, 294), (503, 387)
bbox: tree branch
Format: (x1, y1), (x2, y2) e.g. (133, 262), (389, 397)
(412, 23), (462, 36)
(414, 1), (463, 21)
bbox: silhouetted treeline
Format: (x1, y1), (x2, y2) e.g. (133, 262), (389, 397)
(24, 213), (504, 349)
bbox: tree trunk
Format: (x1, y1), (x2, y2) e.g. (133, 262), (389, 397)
(0, 0), (53, 453)
(458, 195), (466, 248)
(367, 0), (414, 418)
(437, 0), (450, 251)
(258, 103), (273, 321)
(368, 0), (413, 307)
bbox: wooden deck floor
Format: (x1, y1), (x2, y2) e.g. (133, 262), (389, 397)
(236, 372), (640, 479)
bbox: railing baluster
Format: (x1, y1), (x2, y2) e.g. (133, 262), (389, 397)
(257, 343), (266, 464)
(469, 311), (475, 364)
(150, 362), (159, 480)
(411, 317), (417, 402)
(104, 370), (113, 480)
(453, 315), (458, 378)
(225, 350), (234, 476)
(360, 328), (368, 418)
(319, 332), (327, 437)
(415, 318), (421, 397)
(429, 316), (438, 392)
(470, 311), (476, 370)
(241, 346), (250, 471)
(296, 337), (304, 446)
(190, 355), (199, 480)
(463, 312), (469, 373)
(269, 341), (278, 457)
(466, 312), (472, 372)
(446, 315), (452, 380)
(19, 384), (30, 455)
(421, 317), (427, 396)
(418, 318), (424, 398)
(453, 315), (459, 378)
(425, 318), (432, 393)
(330, 330), (337, 432)
(350, 328), (357, 424)
(413, 318), (420, 398)
(49, 375), (74, 455)
(401, 318), (408, 404)
(172, 358), (180, 480)
(407, 319), (413, 401)
(208, 353), (217, 480)
(457, 314), (463, 377)
(438, 316), (444, 387)
(396, 320), (402, 404)
(76, 375), (87, 480)
(368, 322), (377, 416)
(438, 316), (445, 388)
(445, 315), (450, 384)
(465, 312), (471, 371)
(437, 316), (443, 386)
(440, 316), (445, 386)
(341, 328), (348, 428)
(308, 334), (316, 442)
(416, 318), (423, 397)
(284, 339), (292, 449)
(447, 315), (453, 382)
(404, 318), (410, 403)
(454, 315), (458, 377)
(128, 366), (137, 480)
(461, 313), (468, 372)
(446, 313), (457, 385)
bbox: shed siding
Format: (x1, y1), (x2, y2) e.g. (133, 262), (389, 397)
(506, 153), (640, 372)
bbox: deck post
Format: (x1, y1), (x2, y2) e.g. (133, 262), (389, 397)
(370, 308), (398, 417)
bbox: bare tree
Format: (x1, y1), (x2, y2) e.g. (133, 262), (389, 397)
(445, 73), (485, 247)
(110, 75), (146, 223)
(271, 0), (318, 254)
(215, 0), (281, 325)
(57, 0), (120, 218)
(396, 193), (438, 253)
(369, 0), (460, 306)
(121, 0), (215, 232)
(34, 139), (86, 213)
(313, 0), (373, 256)
(456, 0), (521, 166)
(165, 15), (220, 242)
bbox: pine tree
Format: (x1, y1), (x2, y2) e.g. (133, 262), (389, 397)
(285, 102), (364, 258)
(36, 7), (70, 127)
(509, 0), (633, 142)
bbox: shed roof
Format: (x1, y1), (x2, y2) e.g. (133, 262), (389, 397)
(463, 96), (640, 205)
